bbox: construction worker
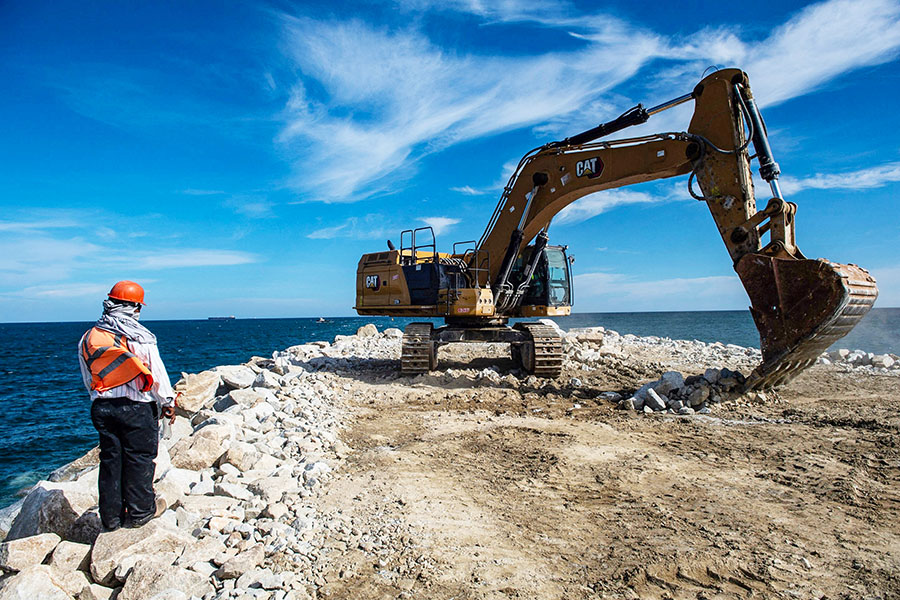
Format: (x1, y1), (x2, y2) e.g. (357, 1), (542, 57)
(78, 281), (176, 531)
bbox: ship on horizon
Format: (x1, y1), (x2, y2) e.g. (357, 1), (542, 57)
(208, 316), (236, 321)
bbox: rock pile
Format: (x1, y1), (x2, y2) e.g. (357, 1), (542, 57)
(0, 321), (894, 598)
(614, 367), (747, 414)
(0, 333), (357, 600)
(817, 348), (900, 372)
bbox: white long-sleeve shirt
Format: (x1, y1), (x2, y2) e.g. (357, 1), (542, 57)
(78, 333), (176, 405)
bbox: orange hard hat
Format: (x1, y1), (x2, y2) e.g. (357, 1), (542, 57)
(108, 280), (146, 305)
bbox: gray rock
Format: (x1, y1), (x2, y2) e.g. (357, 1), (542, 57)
(6, 482), (95, 543)
(667, 399), (684, 411)
(687, 386), (710, 407)
(643, 389), (666, 412)
(678, 406), (695, 415)
(117, 557), (212, 600)
(228, 388), (267, 408)
(173, 370), (222, 413)
(598, 391), (622, 402)
(617, 397), (636, 411)
(702, 368), (720, 384)
(47, 540), (91, 573)
(215, 482), (253, 502)
(91, 520), (194, 586)
(216, 365), (258, 389)
(0, 565), (72, 600)
(0, 532), (61, 572)
(655, 371), (684, 395)
(170, 425), (232, 471)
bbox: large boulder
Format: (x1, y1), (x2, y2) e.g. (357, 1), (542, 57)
(227, 388), (268, 408)
(47, 540), (91, 573)
(6, 481), (96, 543)
(117, 558), (212, 600)
(219, 442), (260, 473)
(90, 520), (194, 586)
(170, 425), (232, 471)
(0, 564), (73, 600)
(0, 533), (60, 572)
(173, 371), (222, 413)
(654, 371), (685, 395)
(356, 324), (378, 337)
(214, 365), (256, 389)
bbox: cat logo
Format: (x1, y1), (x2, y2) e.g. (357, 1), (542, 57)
(365, 275), (380, 290)
(576, 157), (603, 179)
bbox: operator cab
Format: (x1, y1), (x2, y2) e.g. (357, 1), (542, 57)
(510, 244), (573, 310)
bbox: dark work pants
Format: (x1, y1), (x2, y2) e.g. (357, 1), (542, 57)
(90, 397), (158, 529)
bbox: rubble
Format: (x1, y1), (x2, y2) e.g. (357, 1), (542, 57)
(0, 322), (894, 599)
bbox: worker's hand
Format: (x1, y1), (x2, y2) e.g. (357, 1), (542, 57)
(161, 405), (176, 425)
(161, 392), (179, 425)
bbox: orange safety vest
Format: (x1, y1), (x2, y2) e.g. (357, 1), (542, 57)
(80, 327), (154, 393)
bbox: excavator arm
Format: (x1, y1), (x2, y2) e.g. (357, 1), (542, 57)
(475, 68), (878, 389)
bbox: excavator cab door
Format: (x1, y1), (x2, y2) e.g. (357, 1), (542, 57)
(512, 245), (573, 313)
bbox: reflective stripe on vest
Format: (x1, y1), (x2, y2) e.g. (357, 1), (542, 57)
(81, 327), (154, 393)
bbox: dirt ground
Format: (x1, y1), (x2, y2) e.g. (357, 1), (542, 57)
(312, 345), (900, 600)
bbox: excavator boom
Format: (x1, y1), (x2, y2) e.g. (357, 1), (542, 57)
(471, 68), (877, 389)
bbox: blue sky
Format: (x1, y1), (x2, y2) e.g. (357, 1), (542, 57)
(2, 0), (899, 322)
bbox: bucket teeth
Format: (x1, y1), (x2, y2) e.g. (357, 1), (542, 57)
(736, 255), (878, 390)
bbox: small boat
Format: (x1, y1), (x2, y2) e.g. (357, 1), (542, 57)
(208, 316), (236, 321)
(316, 317), (327, 323)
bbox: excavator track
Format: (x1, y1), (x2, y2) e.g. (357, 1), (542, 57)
(401, 322), (436, 375)
(514, 322), (564, 378)
(740, 259), (878, 390)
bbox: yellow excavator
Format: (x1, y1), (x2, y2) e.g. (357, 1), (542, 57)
(354, 68), (878, 389)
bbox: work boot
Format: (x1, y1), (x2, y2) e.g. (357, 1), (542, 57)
(125, 496), (166, 528)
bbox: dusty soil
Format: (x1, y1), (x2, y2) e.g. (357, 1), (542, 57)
(312, 344), (900, 600)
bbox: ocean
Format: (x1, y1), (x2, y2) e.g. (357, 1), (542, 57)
(1, 308), (897, 509)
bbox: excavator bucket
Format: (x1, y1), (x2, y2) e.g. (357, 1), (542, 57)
(736, 254), (878, 390)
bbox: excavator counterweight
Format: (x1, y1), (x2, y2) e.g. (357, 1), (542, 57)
(354, 67), (878, 389)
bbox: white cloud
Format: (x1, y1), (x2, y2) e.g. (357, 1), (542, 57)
(450, 185), (490, 196)
(134, 250), (258, 270)
(780, 161), (900, 194)
(20, 283), (111, 298)
(420, 217), (460, 235)
(277, 15), (663, 202)
(181, 189), (225, 196)
(555, 190), (668, 225)
(0, 218), (81, 232)
(0, 236), (105, 286)
(307, 216), (388, 240)
(277, 0), (900, 204)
